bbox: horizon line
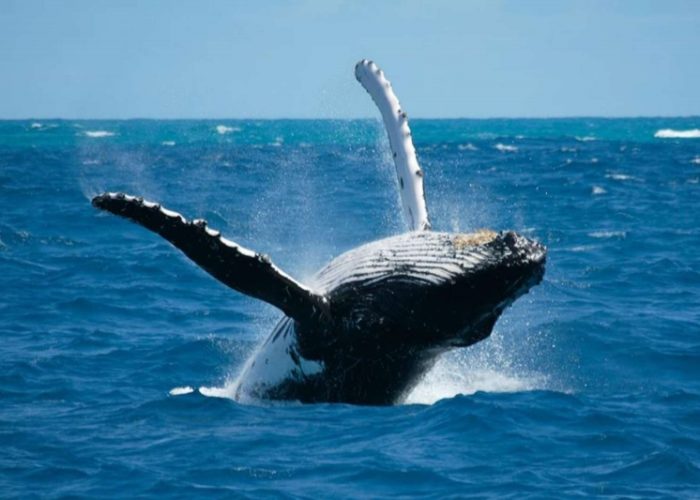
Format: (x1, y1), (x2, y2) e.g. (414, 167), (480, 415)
(2, 114), (700, 121)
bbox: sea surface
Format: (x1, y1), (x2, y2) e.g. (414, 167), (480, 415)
(1, 118), (700, 498)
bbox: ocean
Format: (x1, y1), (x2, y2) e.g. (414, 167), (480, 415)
(1, 118), (699, 497)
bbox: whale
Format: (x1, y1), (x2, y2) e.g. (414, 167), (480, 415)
(92, 60), (546, 405)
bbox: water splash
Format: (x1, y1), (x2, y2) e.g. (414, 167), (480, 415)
(404, 328), (551, 405)
(169, 386), (194, 396)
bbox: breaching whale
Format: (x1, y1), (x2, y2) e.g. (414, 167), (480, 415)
(92, 60), (546, 405)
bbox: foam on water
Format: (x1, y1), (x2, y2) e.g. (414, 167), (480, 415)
(494, 143), (518, 152)
(606, 173), (635, 181)
(588, 230), (626, 239)
(216, 124), (240, 135)
(84, 130), (115, 138)
(654, 128), (700, 139)
(405, 365), (541, 405)
(407, 323), (552, 404)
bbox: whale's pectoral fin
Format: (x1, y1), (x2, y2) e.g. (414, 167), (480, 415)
(355, 59), (431, 231)
(92, 192), (329, 323)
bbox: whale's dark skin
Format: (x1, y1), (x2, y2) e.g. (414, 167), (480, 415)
(92, 193), (546, 405)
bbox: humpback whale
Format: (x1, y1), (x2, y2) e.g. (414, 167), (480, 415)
(92, 60), (546, 405)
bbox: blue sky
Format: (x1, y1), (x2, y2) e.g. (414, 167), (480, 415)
(1, 0), (699, 118)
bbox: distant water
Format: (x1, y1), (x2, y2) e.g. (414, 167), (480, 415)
(1, 118), (700, 497)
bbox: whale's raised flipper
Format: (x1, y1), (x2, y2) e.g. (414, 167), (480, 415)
(355, 59), (431, 231)
(92, 193), (329, 323)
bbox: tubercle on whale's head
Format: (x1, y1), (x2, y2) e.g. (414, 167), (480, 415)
(449, 229), (546, 282)
(453, 229), (499, 248)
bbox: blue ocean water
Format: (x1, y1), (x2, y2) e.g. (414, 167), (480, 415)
(1, 118), (700, 497)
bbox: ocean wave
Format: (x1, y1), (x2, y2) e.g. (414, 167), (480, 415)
(606, 173), (635, 181)
(162, 140), (176, 146)
(575, 136), (596, 142)
(654, 129), (700, 139)
(84, 130), (115, 138)
(691, 157), (700, 165)
(568, 245), (597, 253)
(588, 230), (626, 239)
(30, 122), (43, 129)
(494, 143), (518, 153)
(216, 125), (240, 135)
(458, 143), (478, 151)
(592, 186), (606, 195)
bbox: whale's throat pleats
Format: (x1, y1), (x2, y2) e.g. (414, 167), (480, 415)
(355, 59), (431, 232)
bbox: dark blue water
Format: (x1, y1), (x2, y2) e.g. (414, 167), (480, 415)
(2, 119), (700, 497)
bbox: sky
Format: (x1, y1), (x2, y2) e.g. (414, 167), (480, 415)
(1, 0), (699, 119)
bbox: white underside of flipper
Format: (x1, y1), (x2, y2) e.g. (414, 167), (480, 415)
(355, 59), (431, 231)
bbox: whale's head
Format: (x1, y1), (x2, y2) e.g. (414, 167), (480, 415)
(432, 229), (546, 348)
(314, 229), (545, 354)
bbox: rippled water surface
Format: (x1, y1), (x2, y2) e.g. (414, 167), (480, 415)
(1, 118), (700, 497)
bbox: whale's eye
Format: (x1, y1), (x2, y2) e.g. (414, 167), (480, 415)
(453, 229), (498, 248)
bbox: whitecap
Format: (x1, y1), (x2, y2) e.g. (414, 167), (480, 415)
(84, 130), (114, 138)
(691, 157), (700, 165)
(592, 186), (606, 195)
(169, 386), (194, 396)
(458, 143), (478, 151)
(569, 245), (596, 253)
(575, 136), (596, 142)
(30, 122), (43, 129)
(606, 173), (634, 181)
(494, 143), (517, 153)
(81, 159), (100, 166)
(588, 230), (626, 239)
(161, 140), (176, 146)
(216, 125), (240, 135)
(654, 129), (700, 139)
